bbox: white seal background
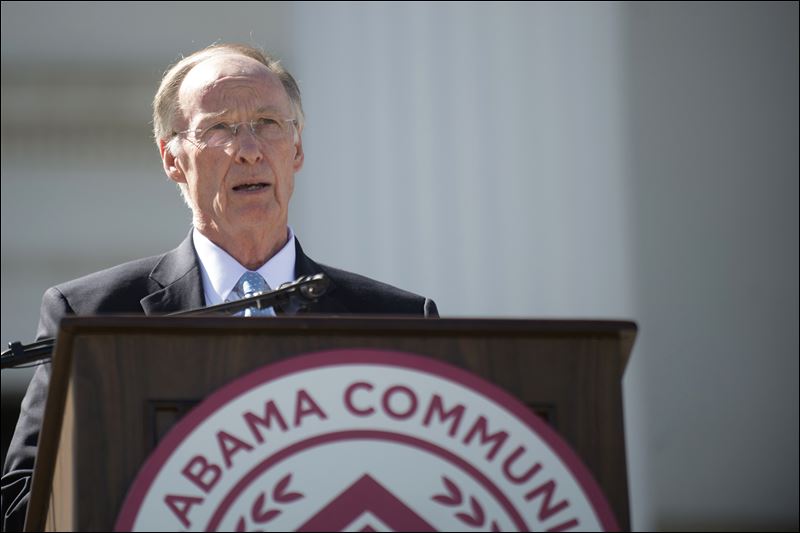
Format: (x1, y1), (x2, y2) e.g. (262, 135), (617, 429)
(123, 353), (611, 531)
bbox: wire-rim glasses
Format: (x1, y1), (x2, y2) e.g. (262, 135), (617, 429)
(173, 116), (297, 149)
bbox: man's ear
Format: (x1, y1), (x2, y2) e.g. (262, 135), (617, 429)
(292, 128), (304, 173)
(159, 139), (187, 184)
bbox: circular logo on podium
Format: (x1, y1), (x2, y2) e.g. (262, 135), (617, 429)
(115, 350), (618, 531)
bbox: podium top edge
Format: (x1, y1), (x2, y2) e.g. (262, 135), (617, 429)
(57, 315), (637, 336)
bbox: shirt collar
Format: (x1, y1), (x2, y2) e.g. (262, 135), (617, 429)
(192, 227), (297, 306)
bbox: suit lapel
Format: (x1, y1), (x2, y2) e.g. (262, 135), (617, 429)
(293, 238), (350, 314)
(139, 233), (346, 316)
(140, 231), (205, 315)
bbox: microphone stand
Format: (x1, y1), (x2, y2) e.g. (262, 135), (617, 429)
(0, 273), (330, 370)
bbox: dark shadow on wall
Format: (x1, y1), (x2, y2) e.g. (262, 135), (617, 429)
(622, 1), (799, 531)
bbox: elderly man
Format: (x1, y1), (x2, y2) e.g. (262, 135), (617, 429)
(1, 43), (437, 531)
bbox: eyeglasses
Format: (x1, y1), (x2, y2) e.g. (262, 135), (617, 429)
(174, 117), (297, 149)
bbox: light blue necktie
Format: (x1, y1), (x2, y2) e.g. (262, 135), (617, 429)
(232, 271), (274, 316)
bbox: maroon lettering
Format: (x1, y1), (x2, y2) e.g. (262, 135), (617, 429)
(294, 389), (328, 427)
(164, 494), (203, 528)
(243, 400), (289, 444)
(181, 455), (222, 493)
(503, 445), (543, 484)
(462, 416), (509, 461)
(382, 385), (418, 420)
(344, 381), (375, 416)
(217, 430), (254, 469)
(525, 479), (570, 521)
(422, 394), (466, 436)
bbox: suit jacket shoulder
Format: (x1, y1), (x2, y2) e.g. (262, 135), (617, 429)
(45, 255), (162, 313)
(36, 232), (203, 339)
(293, 240), (438, 317)
(316, 263), (439, 316)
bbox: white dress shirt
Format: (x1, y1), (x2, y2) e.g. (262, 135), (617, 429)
(192, 227), (297, 309)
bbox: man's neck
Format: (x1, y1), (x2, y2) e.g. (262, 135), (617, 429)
(195, 224), (289, 271)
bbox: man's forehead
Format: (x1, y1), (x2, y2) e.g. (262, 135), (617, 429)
(179, 54), (283, 108)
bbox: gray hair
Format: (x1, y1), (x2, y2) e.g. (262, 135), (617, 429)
(153, 43), (304, 143)
(152, 43), (304, 208)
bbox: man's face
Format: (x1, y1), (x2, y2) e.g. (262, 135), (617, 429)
(161, 55), (303, 244)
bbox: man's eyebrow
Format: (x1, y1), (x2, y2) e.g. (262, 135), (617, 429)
(195, 106), (285, 124)
(254, 106), (285, 115)
(192, 110), (227, 126)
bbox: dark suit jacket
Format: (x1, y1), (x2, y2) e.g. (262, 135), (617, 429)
(0, 233), (437, 531)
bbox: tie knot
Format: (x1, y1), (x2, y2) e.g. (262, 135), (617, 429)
(232, 271), (273, 317)
(238, 271), (269, 297)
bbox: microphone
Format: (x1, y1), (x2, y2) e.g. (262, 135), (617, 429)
(172, 273), (330, 316)
(0, 273), (331, 370)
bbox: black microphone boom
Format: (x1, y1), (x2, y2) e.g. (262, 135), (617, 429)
(0, 273), (330, 370)
(171, 273), (329, 316)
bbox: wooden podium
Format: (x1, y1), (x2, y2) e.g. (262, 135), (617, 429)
(26, 316), (636, 531)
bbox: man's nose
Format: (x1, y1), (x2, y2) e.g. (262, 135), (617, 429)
(233, 127), (263, 164)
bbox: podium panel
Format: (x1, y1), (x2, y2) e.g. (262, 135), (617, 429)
(26, 316), (635, 531)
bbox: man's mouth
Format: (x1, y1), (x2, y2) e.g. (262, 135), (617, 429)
(232, 182), (270, 192)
